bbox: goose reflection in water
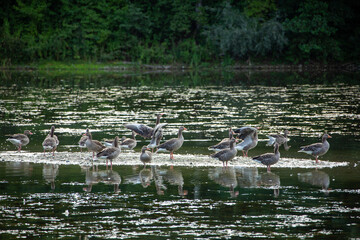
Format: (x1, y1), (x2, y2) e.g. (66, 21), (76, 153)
(235, 167), (259, 188)
(42, 164), (59, 190)
(159, 167), (188, 196)
(139, 168), (153, 188)
(235, 167), (280, 196)
(83, 166), (121, 193)
(123, 166), (166, 195)
(6, 162), (33, 177)
(298, 170), (330, 193)
(209, 167), (239, 198)
(257, 172), (281, 197)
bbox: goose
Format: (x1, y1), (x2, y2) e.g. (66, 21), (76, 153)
(234, 126), (259, 157)
(155, 126), (187, 160)
(84, 129), (105, 159)
(252, 143), (280, 172)
(147, 123), (168, 151)
(210, 138), (238, 167)
(120, 131), (137, 150)
(125, 113), (164, 139)
(42, 126), (59, 156)
(298, 133), (331, 163)
(6, 130), (33, 151)
(78, 135), (88, 151)
(267, 130), (289, 146)
(140, 145), (152, 168)
(208, 128), (235, 152)
(97, 136), (121, 169)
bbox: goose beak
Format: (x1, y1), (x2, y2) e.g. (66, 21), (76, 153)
(328, 135), (332, 138)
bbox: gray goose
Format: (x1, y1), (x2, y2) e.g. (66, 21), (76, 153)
(267, 130), (289, 146)
(125, 113), (165, 139)
(97, 136), (121, 169)
(84, 129), (105, 159)
(140, 145), (152, 168)
(211, 138), (238, 167)
(252, 143), (280, 172)
(155, 126), (187, 160)
(120, 131), (137, 150)
(78, 135), (88, 151)
(298, 133), (331, 163)
(6, 130), (33, 151)
(208, 128), (235, 152)
(234, 126), (259, 157)
(147, 123), (168, 151)
(42, 126), (59, 156)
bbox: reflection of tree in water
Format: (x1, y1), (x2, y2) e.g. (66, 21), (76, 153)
(298, 170), (330, 192)
(159, 167), (188, 196)
(209, 167), (239, 198)
(83, 166), (121, 193)
(43, 164), (59, 190)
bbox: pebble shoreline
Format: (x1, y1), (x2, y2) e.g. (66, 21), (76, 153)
(0, 151), (348, 169)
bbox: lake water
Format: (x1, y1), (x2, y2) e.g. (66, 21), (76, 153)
(0, 70), (359, 239)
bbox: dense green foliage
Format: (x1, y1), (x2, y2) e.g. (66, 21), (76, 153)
(0, 0), (359, 65)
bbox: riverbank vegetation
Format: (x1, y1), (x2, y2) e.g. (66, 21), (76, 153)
(1, 0), (359, 67)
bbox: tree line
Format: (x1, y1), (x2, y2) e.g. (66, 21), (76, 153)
(1, 0), (359, 66)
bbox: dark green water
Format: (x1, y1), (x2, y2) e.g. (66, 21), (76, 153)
(0, 70), (359, 239)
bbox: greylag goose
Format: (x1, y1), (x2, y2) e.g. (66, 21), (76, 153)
(208, 128), (235, 152)
(155, 126), (187, 160)
(6, 130), (33, 151)
(42, 126), (59, 156)
(125, 113), (165, 139)
(103, 139), (115, 147)
(147, 123), (168, 151)
(234, 126), (259, 157)
(84, 129), (105, 159)
(211, 138), (238, 167)
(97, 136), (121, 169)
(140, 146), (152, 168)
(120, 131), (137, 150)
(78, 135), (88, 151)
(252, 143), (280, 172)
(267, 130), (289, 146)
(298, 133), (331, 163)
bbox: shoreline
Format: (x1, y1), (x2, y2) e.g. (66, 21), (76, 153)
(0, 151), (349, 169)
(0, 61), (358, 72)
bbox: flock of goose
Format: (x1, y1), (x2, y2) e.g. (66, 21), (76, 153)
(5, 114), (331, 171)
